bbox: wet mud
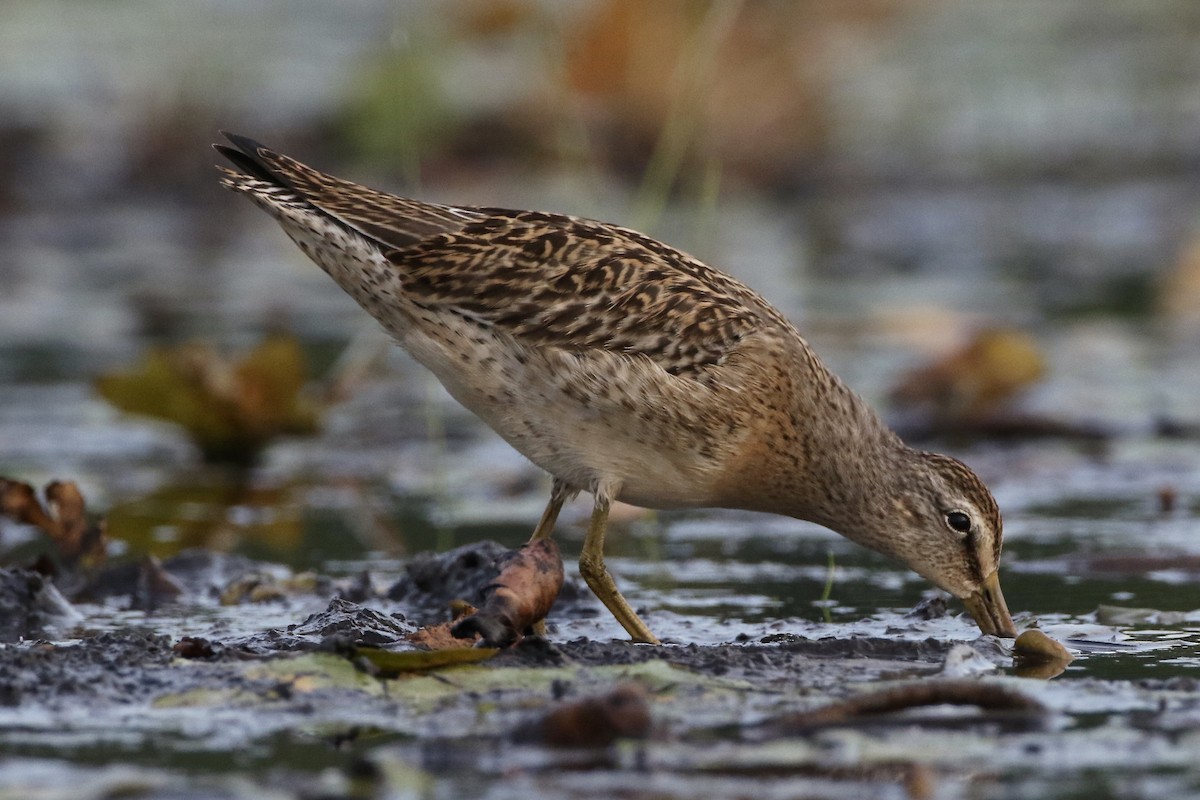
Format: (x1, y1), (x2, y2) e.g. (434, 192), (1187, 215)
(1, 516), (1199, 800)
(0, 631), (174, 707)
(0, 538), (974, 713)
(386, 539), (597, 626)
(3, 389), (1200, 800)
(0, 567), (79, 643)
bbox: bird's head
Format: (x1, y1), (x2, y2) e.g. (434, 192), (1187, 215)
(870, 450), (1016, 637)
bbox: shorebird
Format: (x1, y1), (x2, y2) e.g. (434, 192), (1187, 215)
(215, 132), (1017, 644)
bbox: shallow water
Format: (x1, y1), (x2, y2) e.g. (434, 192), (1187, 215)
(2, 313), (1200, 799)
(3, 0), (1200, 794)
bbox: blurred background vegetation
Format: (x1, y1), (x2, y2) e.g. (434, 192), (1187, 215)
(1, 0), (1199, 506)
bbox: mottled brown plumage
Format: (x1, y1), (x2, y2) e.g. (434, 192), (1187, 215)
(215, 132), (1017, 643)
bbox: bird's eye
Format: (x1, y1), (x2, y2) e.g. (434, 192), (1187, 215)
(946, 511), (972, 534)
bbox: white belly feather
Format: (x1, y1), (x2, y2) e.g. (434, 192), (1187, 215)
(398, 313), (729, 509)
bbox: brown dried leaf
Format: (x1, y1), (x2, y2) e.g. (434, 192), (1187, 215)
(406, 603), (480, 650)
(0, 478), (56, 533)
(518, 683), (651, 748)
(172, 636), (217, 659)
(451, 539), (564, 648)
(562, 1), (919, 182)
(44, 481), (107, 564)
(0, 478), (106, 568)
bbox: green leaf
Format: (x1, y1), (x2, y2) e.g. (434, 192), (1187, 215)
(355, 646), (499, 676)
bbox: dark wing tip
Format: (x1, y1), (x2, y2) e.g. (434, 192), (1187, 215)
(219, 130), (271, 156)
(213, 131), (281, 185)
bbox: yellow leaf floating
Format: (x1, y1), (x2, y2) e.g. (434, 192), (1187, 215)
(234, 335), (312, 436)
(96, 334), (319, 463)
(890, 328), (1047, 421)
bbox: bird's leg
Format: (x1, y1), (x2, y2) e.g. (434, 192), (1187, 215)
(528, 478), (570, 543)
(528, 478), (571, 637)
(578, 493), (660, 645)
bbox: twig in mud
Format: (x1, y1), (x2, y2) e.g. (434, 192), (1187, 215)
(750, 679), (1045, 738)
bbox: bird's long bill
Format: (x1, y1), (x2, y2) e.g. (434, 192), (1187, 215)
(961, 570), (1017, 637)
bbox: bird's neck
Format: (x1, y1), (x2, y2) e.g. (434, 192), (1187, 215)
(799, 437), (915, 561)
(784, 383), (909, 540)
(715, 338), (909, 547)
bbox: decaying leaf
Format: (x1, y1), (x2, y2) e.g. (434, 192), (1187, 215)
(1, 479), (55, 533)
(406, 602), (480, 650)
(172, 636), (218, 660)
(890, 328), (1047, 421)
(0, 477), (107, 568)
(219, 570), (324, 605)
(515, 682), (652, 748)
(95, 334), (319, 463)
(354, 645), (499, 676)
(451, 539), (564, 648)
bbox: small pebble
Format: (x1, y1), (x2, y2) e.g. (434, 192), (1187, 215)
(1013, 629), (1073, 665)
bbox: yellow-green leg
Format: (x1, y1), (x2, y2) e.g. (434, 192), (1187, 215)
(528, 478), (570, 543)
(578, 494), (660, 645)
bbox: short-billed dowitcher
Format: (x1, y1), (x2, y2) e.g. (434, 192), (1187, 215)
(215, 133), (1017, 644)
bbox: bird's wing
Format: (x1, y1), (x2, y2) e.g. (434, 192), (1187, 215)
(392, 210), (784, 378)
(216, 133), (785, 378)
